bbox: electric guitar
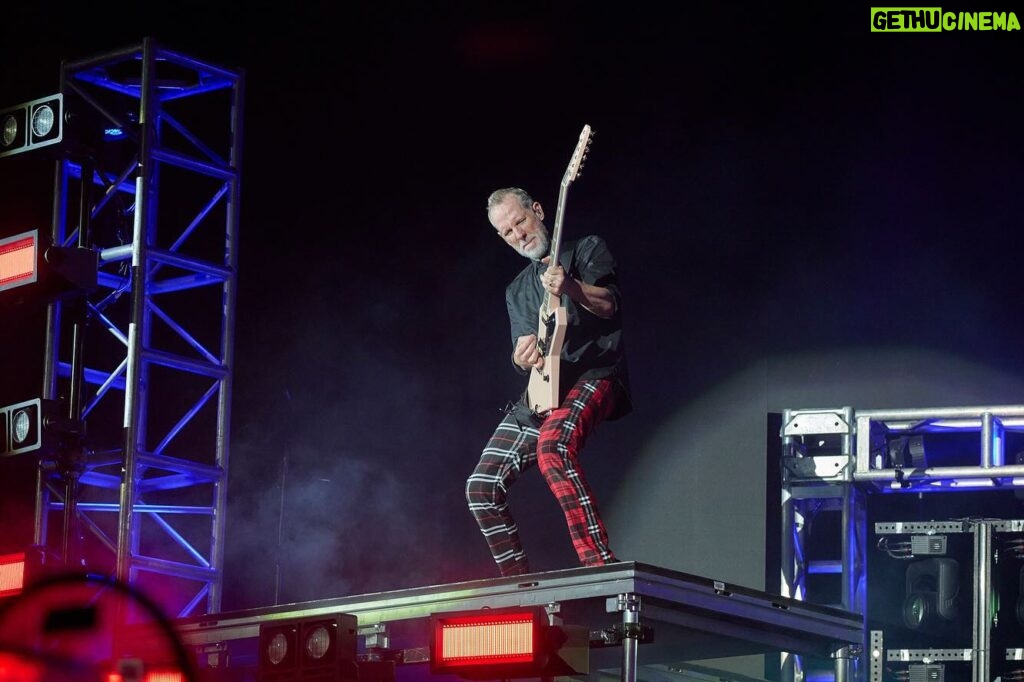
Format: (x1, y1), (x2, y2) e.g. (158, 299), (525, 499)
(526, 124), (594, 416)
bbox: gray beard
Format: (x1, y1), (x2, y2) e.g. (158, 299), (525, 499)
(518, 231), (549, 260)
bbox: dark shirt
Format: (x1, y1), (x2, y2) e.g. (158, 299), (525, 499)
(505, 235), (632, 421)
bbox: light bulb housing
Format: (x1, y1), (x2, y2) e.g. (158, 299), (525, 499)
(257, 614), (357, 682)
(0, 94), (62, 159)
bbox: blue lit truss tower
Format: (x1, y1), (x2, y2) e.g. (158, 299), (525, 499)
(34, 38), (244, 617)
(778, 404), (1024, 682)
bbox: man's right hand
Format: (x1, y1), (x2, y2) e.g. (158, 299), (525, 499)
(513, 334), (544, 370)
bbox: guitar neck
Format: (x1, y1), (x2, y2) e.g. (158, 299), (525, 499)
(541, 123), (592, 315)
(542, 181), (571, 314)
(547, 181), (570, 267)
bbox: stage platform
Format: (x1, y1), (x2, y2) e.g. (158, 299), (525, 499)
(176, 561), (863, 681)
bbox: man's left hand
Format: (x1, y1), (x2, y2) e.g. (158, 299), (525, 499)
(540, 257), (572, 297)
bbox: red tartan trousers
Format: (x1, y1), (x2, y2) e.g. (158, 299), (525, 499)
(466, 377), (618, 576)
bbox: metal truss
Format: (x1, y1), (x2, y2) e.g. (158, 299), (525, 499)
(780, 406), (867, 682)
(34, 38), (243, 617)
(778, 403), (1024, 681)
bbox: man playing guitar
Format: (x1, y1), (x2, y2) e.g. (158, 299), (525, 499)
(465, 181), (631, 577)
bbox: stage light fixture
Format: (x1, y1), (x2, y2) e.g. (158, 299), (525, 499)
(0, 93), (62, 159)
(305, 623), (331, 659)
(259, 622), (297, 678)
(429, 606), (588, 680)
(2, 119), (18, 148)
(0, 230), (36, 292)
(0, 398), (61, 457)
(0, 228), (98, 304)
(258, 614), (357, 682)
(266, 630), (290, 666)
(0, 553), (26, 599)
(888, 434), (928, 468)
(902, 558), (959, 630)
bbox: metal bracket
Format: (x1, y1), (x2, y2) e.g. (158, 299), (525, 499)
(358, 622), (428, 666)
(589, 623), (655, 647)
(357, 647), (430, 665)
(544, 600), (563, 626)
(359, 623), (390, 650)
(607, 592), (641, 614)
(782, 409), (853, 436)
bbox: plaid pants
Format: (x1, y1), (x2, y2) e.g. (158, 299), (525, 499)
(466, 377), (618, 576)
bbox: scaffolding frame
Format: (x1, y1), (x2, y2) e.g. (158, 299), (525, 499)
(34, 37), (244, 617)
(779, 403), (1024, 681)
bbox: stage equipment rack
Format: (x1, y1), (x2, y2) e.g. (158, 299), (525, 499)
(780, 404), (1024, 682)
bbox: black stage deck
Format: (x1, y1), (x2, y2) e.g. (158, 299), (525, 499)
(176, 562), (862, 681)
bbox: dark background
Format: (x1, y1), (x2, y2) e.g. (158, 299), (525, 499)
(1, 2), (1023, 615)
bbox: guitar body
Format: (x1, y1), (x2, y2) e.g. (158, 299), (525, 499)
(521, 124), (594, 417)
(527, 302), (567, 414)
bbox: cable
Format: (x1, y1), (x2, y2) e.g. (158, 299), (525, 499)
(877, 536), (914, 559)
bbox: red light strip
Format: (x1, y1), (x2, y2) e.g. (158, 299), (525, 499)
(439, 614), (535, 664)
(0, 552), (25, 598)
(144, 671), (186, 682)
(0, 235), (36, 287)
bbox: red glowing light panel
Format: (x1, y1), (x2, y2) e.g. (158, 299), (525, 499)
(0, 230), (38, 292)
(143, 671), (186, 682)
(433, 611), (538, 668)
(0, 552), (25, 598)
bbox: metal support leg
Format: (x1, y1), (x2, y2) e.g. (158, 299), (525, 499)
(610, 593), (641, 682)
(973, 521), (993, 682)
(833, 644), (853, 682)
(541, 602), (562, 682)
(841, 484), (867, 680)
(780, 486), (805, 682)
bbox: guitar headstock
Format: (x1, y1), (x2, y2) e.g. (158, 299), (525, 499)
(562, 124), (594, 186)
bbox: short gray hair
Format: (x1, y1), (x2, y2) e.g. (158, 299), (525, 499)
(486, 187), (533, 213)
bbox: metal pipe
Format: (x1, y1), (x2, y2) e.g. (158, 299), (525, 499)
(116, 37), (156, 585)
(208, 67), (245, 613)
(972, 522), (992, 682)
(857, 405), (1024, 420)
(833, 644), (851, 682)
(854, 464), (1024, 481)
(619, 594), (640, 682)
